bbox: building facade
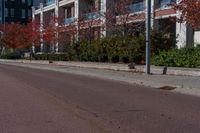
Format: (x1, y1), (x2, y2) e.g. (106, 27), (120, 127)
(0, 0), (33, 24)
(32, 0), (200, 52)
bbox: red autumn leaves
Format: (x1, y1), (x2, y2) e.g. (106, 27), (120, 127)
(0, 21), (41, 50)
(174, 0), (200, 29)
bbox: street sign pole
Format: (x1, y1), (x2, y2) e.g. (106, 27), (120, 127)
(146, 0), (151, 74)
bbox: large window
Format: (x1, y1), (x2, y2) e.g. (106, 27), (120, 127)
(28, 0), (32, 6)
(28, 10), (31, 17)
(5, 8), (8, 17)
(22, 0), (25, 3)
(21, 9), (26, 18)
(10, 8), (15, 17)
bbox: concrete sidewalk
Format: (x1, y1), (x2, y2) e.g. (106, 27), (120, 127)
(1, 59), (200, 97)
(1, 59), (200, 76)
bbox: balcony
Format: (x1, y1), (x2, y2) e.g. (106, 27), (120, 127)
(35, 6), (40, 10)
(82, 11), (101, 20)
(64, 17), (76, 25)
(44, 0), (55, 7)
(160, 0), (175, 8)
(129, 2), (144, 13)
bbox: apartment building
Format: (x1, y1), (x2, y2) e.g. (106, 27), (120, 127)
(32, 0), (200, 52)
(0, 0), (33, 24)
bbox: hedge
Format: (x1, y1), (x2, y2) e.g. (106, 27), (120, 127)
(34, 53), (70, 61)
(69, 33), (174, 63)
(153, 47), (200, 68)
(0, 52), (21, 59)
(1, 32), (175, 64)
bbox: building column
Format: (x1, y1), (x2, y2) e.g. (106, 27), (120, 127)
(32, 7), (36, 54)
(176, 22), (187, 48)
(40, 3), (44, 52)
(100, 0), (106, 37)
(175, 0), (186, 48)
(55, 0), (59, 52)
(74, 0), (79, 41)
(194, 31), (200, 46)
(175, 0), (194, 48)
(151, 0), (155, 28)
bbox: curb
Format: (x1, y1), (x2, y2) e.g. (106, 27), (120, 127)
(1, 59), (200, 76)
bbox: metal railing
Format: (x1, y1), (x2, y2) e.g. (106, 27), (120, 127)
(82, 11), (102, 20)
(64, 17), (76, 24)
(44, 0), (55, 7)
(160, 0), (175, 8)
(129, 2), (144, 13)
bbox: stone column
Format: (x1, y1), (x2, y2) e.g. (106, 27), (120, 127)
(32, 6), (36, 54)
(55, 0), (59, 52)
(176, 22), (187, 48)
(194, 31), (200, 46)
(74, 0), (79, 41)
(175, 0), (187, 48)
(40, 3), (44, 52)
(151, 0), (155, 28)
(100, 0), (106, 37)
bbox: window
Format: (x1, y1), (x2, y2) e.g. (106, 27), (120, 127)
(28, 10), (31, 17)
(5, 8), (8, 17)
(28, 0), (32, 6)
(22, 0), (25, 3)
(21, 9), (26, 18)
(11, 8), (15, 17)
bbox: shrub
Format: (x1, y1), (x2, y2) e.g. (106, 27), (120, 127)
(153, 47), (200, 68)
(3, 31), (173, 64)
(34, 53), (69, 61)
(0, 52), (22, 59)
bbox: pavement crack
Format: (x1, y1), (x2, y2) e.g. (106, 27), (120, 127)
(76, 105), (99, 118)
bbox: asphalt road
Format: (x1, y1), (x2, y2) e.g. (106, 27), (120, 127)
(0, 64), (200, 133)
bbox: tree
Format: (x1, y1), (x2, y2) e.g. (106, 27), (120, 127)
(106, 0), (145, 37)
(42, 15), (78, 52)
(25, 19), (41, 48)
(174, 0), (200, 29)
(0, 23), (32, 51)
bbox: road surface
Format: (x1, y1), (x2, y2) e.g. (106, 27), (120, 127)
(0, 64), (200, 133)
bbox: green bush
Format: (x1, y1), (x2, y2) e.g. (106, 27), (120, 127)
(70, 35), (146, 63)
(0, 52), (22, 59)
(34, 53), (69, 61)
(153, 47), (200, 68)
(68, 32), (174, 63)
(14, 31), (173, 64)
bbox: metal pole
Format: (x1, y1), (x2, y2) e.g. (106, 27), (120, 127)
(146, 0), (151, 74)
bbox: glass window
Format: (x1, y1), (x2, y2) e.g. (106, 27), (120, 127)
(10, 8), (15, 17)
(5, 8), (8, 17)
(28, 0), (32, 6)
(21, 9), (26, 18)
(28, 10), (31, 16)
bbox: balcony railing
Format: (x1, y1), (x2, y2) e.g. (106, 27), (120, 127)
(35, 6), (40, 10)
(64, 17), (76, 25)
(44, 0), (55, 7)
(82, 11), (102, 20)
(160, 0), (175, 8)
(129, 2), (144, 13)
